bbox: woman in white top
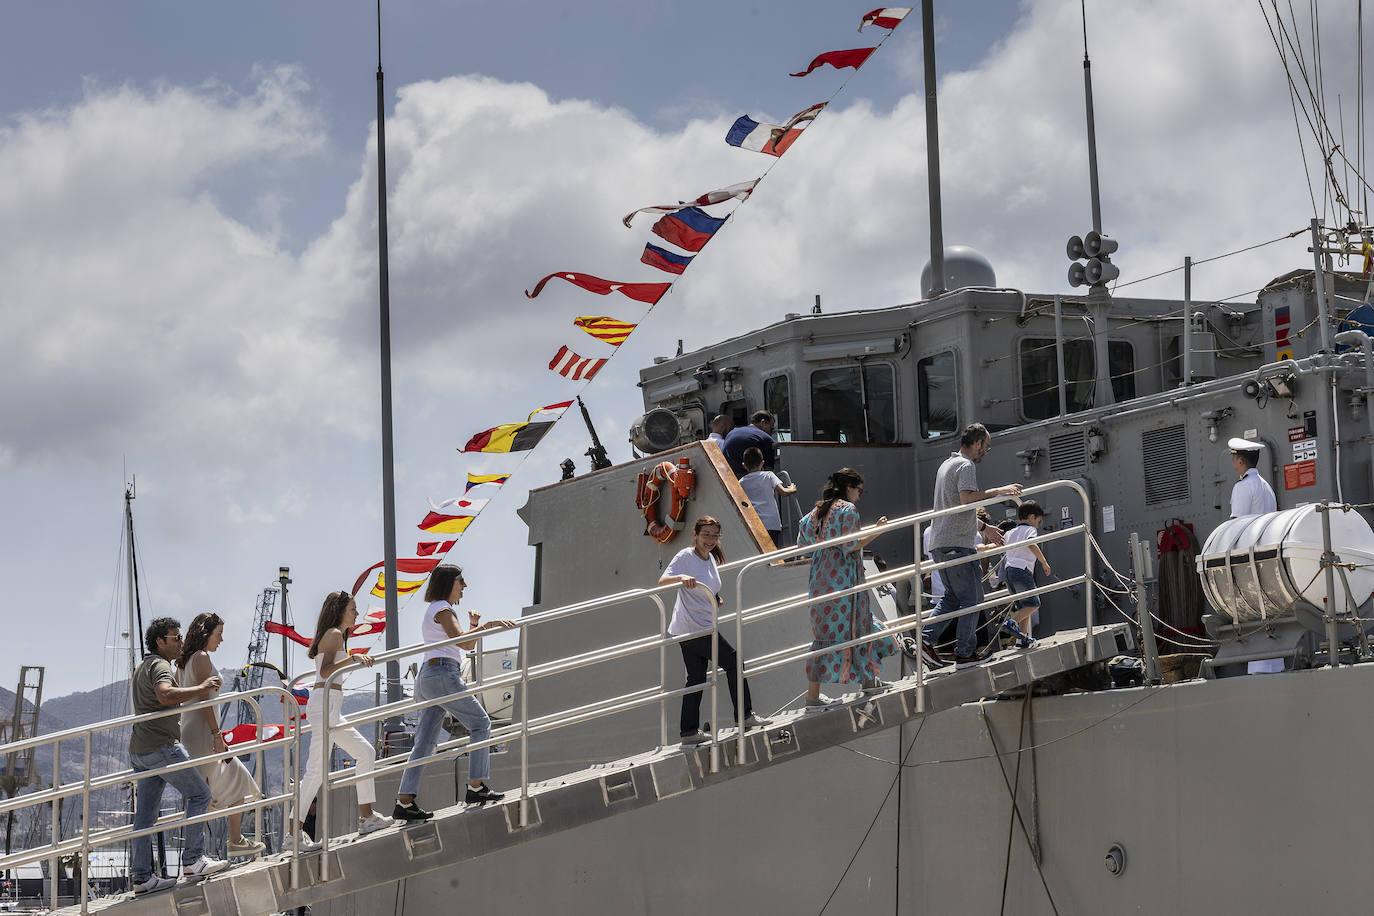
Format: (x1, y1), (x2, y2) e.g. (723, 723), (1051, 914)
(288, 591), (389, 852)
(392, 564), (515, 821)
(174, 612), (264, 858)
(658, 516), (770, 745)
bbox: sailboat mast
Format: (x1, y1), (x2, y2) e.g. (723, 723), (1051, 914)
(376, 0), (401, 707)
(124, 481), (138, 697)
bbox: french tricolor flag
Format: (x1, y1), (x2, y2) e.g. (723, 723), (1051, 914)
(652, 207), (725, 253)
(726, 102), (825, 157)
(641, 243), (694, 275)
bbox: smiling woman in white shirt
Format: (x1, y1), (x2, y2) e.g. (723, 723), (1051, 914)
(658, 516), (771, 745)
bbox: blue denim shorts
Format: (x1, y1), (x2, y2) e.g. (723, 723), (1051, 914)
(1004, 566), (1040, 608)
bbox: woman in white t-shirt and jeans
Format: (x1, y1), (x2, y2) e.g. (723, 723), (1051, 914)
(658, 516), (771, 745)
(392, 564), (516, 821)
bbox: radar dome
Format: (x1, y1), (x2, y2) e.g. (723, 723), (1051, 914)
(920, 246), (996, 298)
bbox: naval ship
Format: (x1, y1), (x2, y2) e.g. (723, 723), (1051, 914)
(9, 2), (1374, 915)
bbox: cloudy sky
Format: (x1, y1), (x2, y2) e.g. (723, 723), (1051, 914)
(1, 0), (1363, 699)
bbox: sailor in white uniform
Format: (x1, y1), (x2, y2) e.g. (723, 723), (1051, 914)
(1227, 437), (1281, 673)
(1228, 437), (1277, 517)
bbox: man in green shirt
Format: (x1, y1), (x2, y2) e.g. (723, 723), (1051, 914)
(128, 617), (229, 895)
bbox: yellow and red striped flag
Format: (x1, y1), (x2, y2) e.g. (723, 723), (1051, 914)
(574, 316), (636, 347)
(370, 572), (426, 598)
(417, 512), (477, 534)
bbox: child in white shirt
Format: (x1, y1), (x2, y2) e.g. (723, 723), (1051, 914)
(738, 447), (797, 548)
(1002, 501), (1051, 645)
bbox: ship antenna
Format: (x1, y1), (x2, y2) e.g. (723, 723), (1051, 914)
(375, 0), (403, 714)
(1081, 0), (1103, 237)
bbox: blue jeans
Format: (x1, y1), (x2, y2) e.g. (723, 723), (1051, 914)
(130, 743), (211, 880)
(923, 546), (983, 659)
(399, 658), (491, 795)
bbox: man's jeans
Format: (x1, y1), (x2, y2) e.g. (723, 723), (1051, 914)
(922, 546), (983, 659)
(130, 743), (211, 880)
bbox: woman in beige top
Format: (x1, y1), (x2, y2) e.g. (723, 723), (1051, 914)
(175, 612), (265, 858)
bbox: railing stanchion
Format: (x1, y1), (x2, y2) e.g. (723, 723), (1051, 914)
(319, 678), (332, 881)
(1078, 482), (1096, 653)
(655, 597), (668, 748)
(914, 522), (926, 689)
(735, 565), (747, 763)
(708, 591), (720, 775)
(48, 742), (58, 913)
(80, 732), (91, 914)
(520, 629), (530, 828)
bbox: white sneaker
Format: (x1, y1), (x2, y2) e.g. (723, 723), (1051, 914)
(283, 833), (321, 855)
(358, 813), (393, 835)
(132, 874), (176, 895)
(226, 836), (266, 858)
(182, 855), (229, 879)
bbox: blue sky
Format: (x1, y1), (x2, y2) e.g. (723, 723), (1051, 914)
(0, 0), (1361, 699)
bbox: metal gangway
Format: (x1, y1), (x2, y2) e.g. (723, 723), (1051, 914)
(1, 482), (1133, 916)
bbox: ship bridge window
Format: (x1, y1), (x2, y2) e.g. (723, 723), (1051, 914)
(810, 363), (896, 443)
(1020, 339), (1138, 420)
(1109, 340), (1136, 403)
(917, 350), (957, 439)
(763, 375), (792, 442)
(1020, 338), (1094, 420)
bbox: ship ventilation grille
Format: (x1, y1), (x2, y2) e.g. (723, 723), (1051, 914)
(1142, 424), (1190, 505)
(1048, 432), (1086, 473)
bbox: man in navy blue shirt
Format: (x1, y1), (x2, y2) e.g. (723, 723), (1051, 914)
(722, 411), (777, 477)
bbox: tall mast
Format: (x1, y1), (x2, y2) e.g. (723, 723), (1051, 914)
(124, 480), (138, 697)
(376, 0), (402, 708)
(920, 0), (946, 296)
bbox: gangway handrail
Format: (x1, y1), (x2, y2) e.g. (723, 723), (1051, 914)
(0, 684), (299, 913)
(2, 481), (1098, 912)
(728, 480), (1094, 763)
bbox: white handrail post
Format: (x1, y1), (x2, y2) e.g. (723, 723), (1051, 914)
(655, 597), (667, 748)
(914, 520), (926, 689)
(735, 566), (746, 764)
(319, 680), (332, 882)
(520, 628), (530, 828)
(1078, 482), (1096, 650)
(80, 732), (91, 915)
(288, 688), (303, 891)
(708, 592), (720, 775)
(48, 742), (58, 913)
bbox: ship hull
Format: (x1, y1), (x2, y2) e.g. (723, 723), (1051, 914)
(313, 661), (1372, 914)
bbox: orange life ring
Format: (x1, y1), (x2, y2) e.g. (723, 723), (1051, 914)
(634, 457), (696, 543)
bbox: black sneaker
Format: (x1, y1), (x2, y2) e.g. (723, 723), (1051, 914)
(392, 800), (433, 822)
(465, 782), (505, 805)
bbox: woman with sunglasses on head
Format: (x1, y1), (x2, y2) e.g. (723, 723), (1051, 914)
(174, 612), (265, 859)
(658, 515), (771, 746)
(287, 591), (390, 852)
(393, 564), (515, 822)
(797, 468), (896, 706)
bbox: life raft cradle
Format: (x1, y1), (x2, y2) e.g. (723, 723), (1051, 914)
(635, 457), (695, 543)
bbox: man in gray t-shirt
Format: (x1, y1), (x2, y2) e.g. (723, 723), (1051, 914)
(922, 424), (1022, 665)
(127, 617), (227, 894)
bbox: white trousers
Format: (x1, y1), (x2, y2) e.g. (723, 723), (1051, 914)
(295, 689), (376, 820)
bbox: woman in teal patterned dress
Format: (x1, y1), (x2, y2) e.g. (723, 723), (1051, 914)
(797, 467), (896, 705)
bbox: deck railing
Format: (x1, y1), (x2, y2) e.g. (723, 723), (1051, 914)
(0, 480), (1094, 911)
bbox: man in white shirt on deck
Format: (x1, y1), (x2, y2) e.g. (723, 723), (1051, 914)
(1228, 436), (1281, 673)
(1229, 437), (1277, 518)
